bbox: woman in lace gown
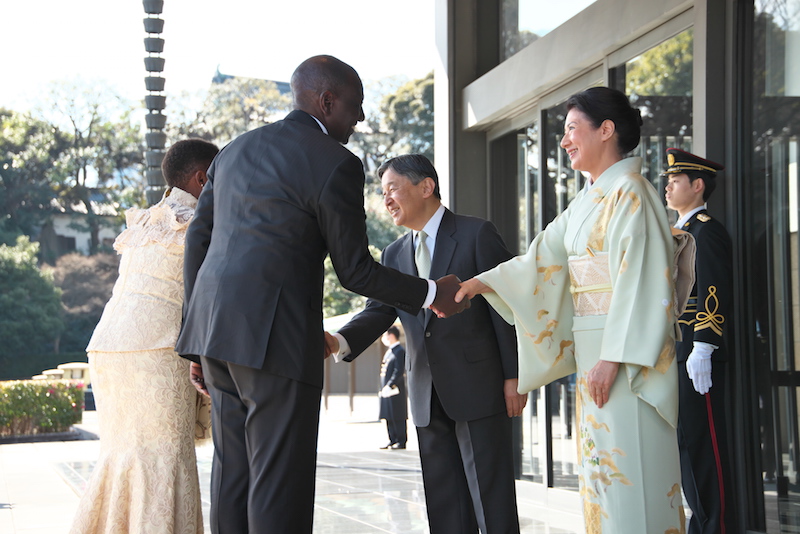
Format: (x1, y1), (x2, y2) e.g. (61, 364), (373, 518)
(456, 88), (685, 533)
(70, 139), (218, 534)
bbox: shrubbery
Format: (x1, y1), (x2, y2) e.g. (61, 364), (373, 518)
(0, 380), (84, 436)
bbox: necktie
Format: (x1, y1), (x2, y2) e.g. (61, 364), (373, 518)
(415, 230), (431, 278)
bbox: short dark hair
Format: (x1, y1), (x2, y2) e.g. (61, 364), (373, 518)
(161, 138), (219, 189)
(566, 87), (643, 156)
(386, 325), (400, 339)
(377, 154), (441, 199)
(686, 170), (717, 201)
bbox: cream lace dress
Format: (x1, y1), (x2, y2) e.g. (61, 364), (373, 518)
(70, 188), (203, 534)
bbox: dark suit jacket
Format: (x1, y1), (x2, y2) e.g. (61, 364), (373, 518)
(379, 344), (408, 421)
(339, 209), (517, 426)
(176, 110), (428, 388)
(676, 209), (733, 363)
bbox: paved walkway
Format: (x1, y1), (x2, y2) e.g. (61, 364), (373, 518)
(0, 395), (584, 533)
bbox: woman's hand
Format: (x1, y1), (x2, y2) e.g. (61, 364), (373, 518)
(586, 360), (620, 408)
(454, 277), (491, 303)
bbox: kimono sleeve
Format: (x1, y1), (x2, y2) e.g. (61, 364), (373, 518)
(600, 177), (675, 370)
(477, 208), (577, 393)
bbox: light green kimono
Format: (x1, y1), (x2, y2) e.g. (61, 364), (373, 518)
(479, 157), (685, 534)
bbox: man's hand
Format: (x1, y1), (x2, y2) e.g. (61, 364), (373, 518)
(190, 362), (209, 397)
(586, 360), (620, 408)
(431, 274), (471, 318)
(324, 331), (340, 359)
(504, 378), (527, 417)
(686, 342), (714, 394)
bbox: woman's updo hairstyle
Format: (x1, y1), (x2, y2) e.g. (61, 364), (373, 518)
(565, 87), (643, 155)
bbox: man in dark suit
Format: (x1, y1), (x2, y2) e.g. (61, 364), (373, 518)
(664, 148), (735, 534)
(326, 154), (527, 533)
(176, 56), (467, 534)
(379, 325), (408, 449)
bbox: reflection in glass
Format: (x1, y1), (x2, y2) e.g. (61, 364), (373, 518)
(500, 0), (597, 61)
(521, 124), (541, 250)
(518, 133), (529, 253)
(751, 1), (800, 530)
(520, 389), (543, 484)
(617, 28), (694, 194)
(545, 102), (582, 216)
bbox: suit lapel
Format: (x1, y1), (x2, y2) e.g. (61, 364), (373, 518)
(424, 209), (457, 328)
(397, 233), (428, 326)
(430, 209), (457, 279)
(398, 232), (416, 277)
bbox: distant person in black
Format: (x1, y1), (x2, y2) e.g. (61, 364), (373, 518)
(378, 325), (408, 449)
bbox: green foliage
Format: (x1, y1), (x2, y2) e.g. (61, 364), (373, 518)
(167, 78), (293, 147)
(350, 71), (434, 179)
(0, 380), (84, 436)
(49, 252), (119, 353)
(322, 245), (384, 319)
(0, 236), (64, 366)
(0, 109), (68, 243)
(36, 81), (145, 254)
(625, 29), (693, 98)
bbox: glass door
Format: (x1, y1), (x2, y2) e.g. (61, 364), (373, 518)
(748, 3), (800, 530)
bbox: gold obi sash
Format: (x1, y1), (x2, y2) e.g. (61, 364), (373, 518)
(568, 252), (612, 316)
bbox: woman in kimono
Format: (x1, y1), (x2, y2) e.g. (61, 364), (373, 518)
(456, 87), (685, 534)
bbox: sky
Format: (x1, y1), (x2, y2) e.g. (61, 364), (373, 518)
(0, 0), (437, 112)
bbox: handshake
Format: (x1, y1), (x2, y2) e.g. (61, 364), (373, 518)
(322, 274), (477, 360)
(430, 274), (472, 319)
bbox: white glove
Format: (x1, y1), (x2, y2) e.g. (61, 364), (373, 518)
(686, 342), (715, 394)
(379, 385), (399, 398)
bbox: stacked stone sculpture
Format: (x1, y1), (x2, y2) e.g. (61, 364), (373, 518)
(143, 0), (167, 205)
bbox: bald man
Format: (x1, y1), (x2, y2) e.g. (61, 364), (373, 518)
(176, 55), (466, 533)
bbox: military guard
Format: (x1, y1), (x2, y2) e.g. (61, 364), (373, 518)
(664, 148), (735, 534)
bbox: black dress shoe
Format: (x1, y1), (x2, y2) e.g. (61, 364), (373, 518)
(391, 443), (406, 449)
(380, 442), (396, 449)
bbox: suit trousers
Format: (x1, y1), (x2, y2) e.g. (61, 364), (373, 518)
(678, 360), (736, 534)
(386, 418), (407, 446)
(417, 385), (520, 534)
(202, 356), (322, 534)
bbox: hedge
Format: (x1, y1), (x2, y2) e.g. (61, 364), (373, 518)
(0, 352), (88, 381)
(0, 380), (85, 436)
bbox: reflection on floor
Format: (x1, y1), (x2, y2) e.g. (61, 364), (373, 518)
(59, 445), (582, 534)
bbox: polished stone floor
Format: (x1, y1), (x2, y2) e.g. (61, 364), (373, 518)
(1, 396), (585, 533)
(59, 446), (583, 533)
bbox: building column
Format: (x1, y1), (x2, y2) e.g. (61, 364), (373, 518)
(434, 0), (500, 217)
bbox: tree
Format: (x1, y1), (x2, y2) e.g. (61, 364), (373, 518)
(49, 252), (119, 353)
(0, 109), (68, 245)
(35, 81), (144, 255)
(167, 78), (293, 146)
(350, 71), (434, 180)
(624, 29), (694, 138)
(0, 236), (63, 367)
(625, 29), (693, 98)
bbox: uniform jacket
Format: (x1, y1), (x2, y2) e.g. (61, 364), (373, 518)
(676, 210), (733, 362)
(176, 110), (428, 388)
(339, 209), (518, 426)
